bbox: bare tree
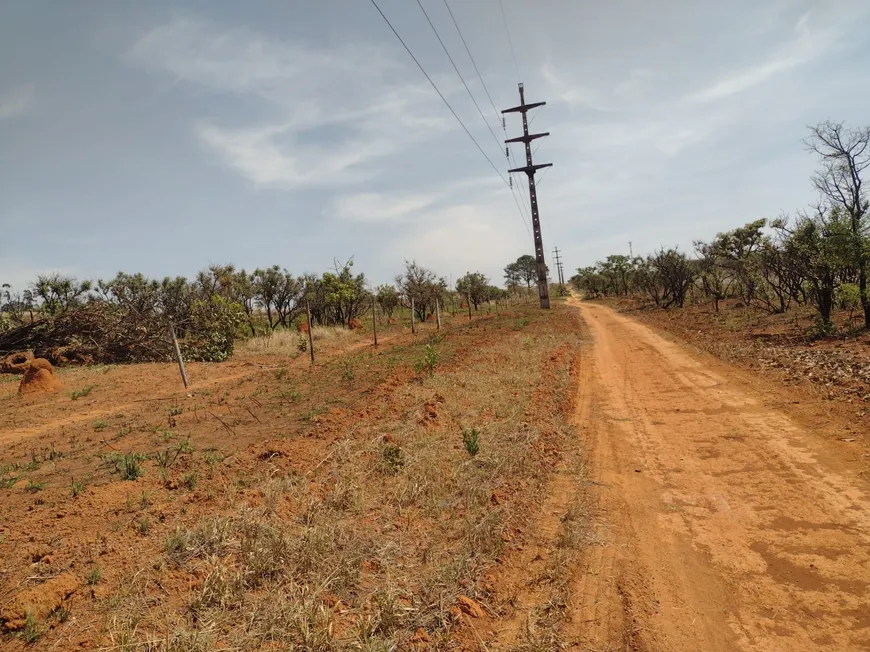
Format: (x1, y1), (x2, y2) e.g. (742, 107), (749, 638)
(805, 121), (870, 328)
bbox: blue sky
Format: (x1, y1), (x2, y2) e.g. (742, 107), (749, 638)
(2, 0), (869, 290)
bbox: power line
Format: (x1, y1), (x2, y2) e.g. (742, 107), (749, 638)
(442, 0), (501, 126)
(536, 165), (552, 187)
(435, 0), (533, 228)
(414, 0), (505, 158)
(498, 0), (521, 83)
(366, 0), (512, 192)
(367, 0), (531, 238)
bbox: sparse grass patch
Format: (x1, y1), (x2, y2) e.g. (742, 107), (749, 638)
(86, 566), (102, 585)
(69, 385), (93, 401)
(23, 609), (41, 643)
(70, 477), (86, 497)
(25, 479), (46, 493)
(182, 471), (199, 490)
(101, 452), (145, 481)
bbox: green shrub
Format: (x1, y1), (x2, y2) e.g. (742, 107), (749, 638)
(181, 295), (245, 362)
(414, 344), (438, 377)
(462, 428), (480, 457)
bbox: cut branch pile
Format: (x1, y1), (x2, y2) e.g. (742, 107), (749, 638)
(0, 303), (174, 370)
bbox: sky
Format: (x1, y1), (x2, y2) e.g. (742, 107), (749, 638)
(2, 0), (869, 290)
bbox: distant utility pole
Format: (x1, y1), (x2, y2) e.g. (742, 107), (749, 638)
(504, 83), (553, 309)
(552, 246), (565, 288)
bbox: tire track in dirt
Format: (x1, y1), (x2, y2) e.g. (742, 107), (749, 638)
(565, 299), (870, 651)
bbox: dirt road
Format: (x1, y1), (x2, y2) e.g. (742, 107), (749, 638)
(568, 300), (870, 651)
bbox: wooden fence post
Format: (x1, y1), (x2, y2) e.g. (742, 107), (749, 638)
(435, 298), (441, 330)
(467, 295), (472, 321)
(168, 322), (189, 389)
(306, 301), (315, 364)
(410, 297), (416, 334)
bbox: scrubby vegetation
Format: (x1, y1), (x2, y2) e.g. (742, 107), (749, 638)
(573, 122), (870, 334)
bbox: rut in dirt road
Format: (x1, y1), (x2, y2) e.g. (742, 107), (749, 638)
(566, 300), (870, 652)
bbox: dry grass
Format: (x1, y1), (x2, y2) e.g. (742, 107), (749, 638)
(238, 326), (359, 356)
(8, 303), (584, 650)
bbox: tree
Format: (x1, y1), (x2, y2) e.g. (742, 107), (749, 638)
(636, 249), (695, 308)
(395, 261), (446, 321)
(805, 121), (870, 328)
(503, 262), (522, 292)
(253, 266), (302, 330)
(776, 206), (854, 324)
(693, 241), (732, 312)
(314, 259), (369, 327)
(456, 272), (489, 310)
(376, 285), (400, 319)
(598, 255), (636, 296)
(31, 274), (93, 316)
(712, 219), (767, 305)
(515, 255), (538, 288)
(98, 272), (161, 316)
(573, 266), (607, 298)
(233, 270), (258, 336)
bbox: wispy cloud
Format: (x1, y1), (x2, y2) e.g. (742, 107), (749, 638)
(541, 62), (612, 112)
(689, 6), (861, 103)
(0, 86), (34, 119)
(129, 14), (455, 188)
(333, 192), (438, 223)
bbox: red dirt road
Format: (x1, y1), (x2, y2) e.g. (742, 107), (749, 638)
(569, 300), (870, 651)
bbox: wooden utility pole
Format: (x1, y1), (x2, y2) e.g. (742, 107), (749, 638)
(504, 83), (553, 309)
(168, 322), (188, 389)
(305, 301), (315, 364)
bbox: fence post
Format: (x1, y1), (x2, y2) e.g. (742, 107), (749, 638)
(306, 301), (315, 364)
(467, 295), (472, 321)
(435, 297), (441, 330)
(372, 295), (378, 347)
(168, 322), (189, 389)
(410, 297), (416, 334)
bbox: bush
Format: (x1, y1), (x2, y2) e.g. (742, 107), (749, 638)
(182, 295), (245, 362)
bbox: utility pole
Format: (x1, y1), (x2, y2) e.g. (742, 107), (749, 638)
(504, 83), (553, 309)
(552, 246), (565, 288)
